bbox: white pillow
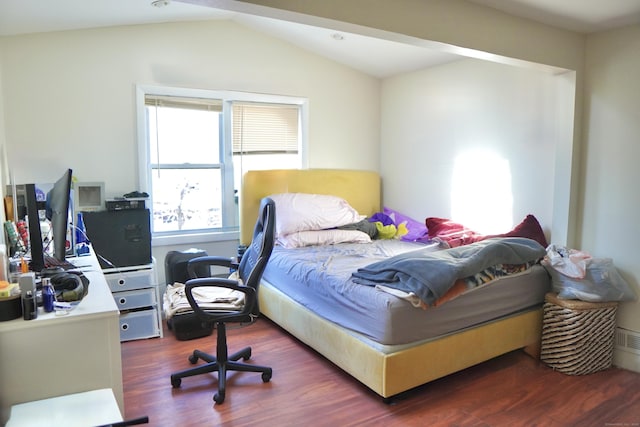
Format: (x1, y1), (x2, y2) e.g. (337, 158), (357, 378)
(277, 229), (371, 249)
(269, 193), (364, 237)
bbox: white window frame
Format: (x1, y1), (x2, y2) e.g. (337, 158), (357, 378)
(135, 84), (308, 246)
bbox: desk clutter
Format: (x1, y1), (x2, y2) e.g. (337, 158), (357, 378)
(0, 268), (87, 322)
(1, 172), (149, 318)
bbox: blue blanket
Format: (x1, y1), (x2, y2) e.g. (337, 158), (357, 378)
(351, 237), (545, 306)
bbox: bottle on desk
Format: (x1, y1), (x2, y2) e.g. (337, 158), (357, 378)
(42, 278), (55, 313)
(75, 212), (90, 256)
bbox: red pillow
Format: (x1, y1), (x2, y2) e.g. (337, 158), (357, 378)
(426, 214), (548, 248)
(488, 214), (548, 248)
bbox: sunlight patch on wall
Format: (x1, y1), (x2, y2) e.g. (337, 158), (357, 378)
(451, 149), (513, 234)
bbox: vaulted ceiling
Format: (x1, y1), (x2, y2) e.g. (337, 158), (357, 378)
(1, 0), (639, 78)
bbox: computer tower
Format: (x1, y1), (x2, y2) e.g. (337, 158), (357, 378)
(83, 209), (151, 269)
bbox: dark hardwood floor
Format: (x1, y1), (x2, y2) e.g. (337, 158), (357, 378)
(122, 318), (640, 427)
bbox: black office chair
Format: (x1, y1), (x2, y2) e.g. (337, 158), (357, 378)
(170, 197), (275, 404)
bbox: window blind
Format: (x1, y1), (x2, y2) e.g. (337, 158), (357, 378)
(145, 94), (223, 112)
(232, 102), (299, 154)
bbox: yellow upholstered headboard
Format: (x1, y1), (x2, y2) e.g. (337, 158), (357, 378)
(240, 169), (381, 245)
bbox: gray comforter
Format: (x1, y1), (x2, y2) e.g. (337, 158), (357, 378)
(351, 237), (546, 306)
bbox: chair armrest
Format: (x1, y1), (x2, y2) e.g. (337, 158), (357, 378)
(187, 256), (240, 278)
(184, 278), (256, 321)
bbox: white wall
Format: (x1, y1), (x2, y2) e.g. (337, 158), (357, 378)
(381, 59), (558, 237)
(227, 0), (584, 246)
(582, 24), (640, 370)
(0, 47), (9, 427)
(0, 59), (6, 227)
(0, 20), (380, 284)
(0, 19), (380, 191)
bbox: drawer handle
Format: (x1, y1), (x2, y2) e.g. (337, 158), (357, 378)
(121, 323), (129, 331)
(119, 297), (127, 305)
(118, 278), (126, 286)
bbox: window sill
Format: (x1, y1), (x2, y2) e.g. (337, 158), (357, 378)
(151, 230), (239, 247)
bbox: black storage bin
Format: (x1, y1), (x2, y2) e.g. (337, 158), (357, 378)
(164, 249), (214, 341)
(164, 249), (208, 284)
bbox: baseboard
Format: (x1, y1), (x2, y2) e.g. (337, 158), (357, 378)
(613, 327), (640, 373)
(613, 349), (640, 373)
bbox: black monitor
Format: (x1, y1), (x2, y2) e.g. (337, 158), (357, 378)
(25, 183), (45, 272)
(45, 168), (73, 263)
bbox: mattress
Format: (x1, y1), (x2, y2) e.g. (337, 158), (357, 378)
(262, 240), (550, 346)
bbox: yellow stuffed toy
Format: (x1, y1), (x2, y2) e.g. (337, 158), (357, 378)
(374, 221), (409, 239)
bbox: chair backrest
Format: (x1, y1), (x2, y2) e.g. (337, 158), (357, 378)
(238, 197), (276, 293)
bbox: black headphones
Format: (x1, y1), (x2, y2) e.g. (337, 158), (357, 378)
(42, 269), (90, 302)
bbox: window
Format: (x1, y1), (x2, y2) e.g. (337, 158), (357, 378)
(137, 86), (306, 241)
(232, 102), (301, 193)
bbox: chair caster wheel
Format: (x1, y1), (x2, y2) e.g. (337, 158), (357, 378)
(171, 376), (181, 388)
(188, 354), (198, 364)
(214, 392), (225, 404)
(262, 370), (272, 382)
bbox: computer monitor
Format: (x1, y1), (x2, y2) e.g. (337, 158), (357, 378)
(25, 183), (45, 272)
(45, 168), (73, 263)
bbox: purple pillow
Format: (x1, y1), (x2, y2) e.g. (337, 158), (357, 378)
(383, 207), (428, 242)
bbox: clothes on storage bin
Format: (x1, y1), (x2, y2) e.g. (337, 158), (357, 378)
(543, 244), (591, 278)
(163, 279), (245, 319)
(542, 244), (636, 302)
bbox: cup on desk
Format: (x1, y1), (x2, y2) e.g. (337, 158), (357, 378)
(8, 259), (22, 284)
(22, 291), (36, 320)
(19, 273), (37, 320)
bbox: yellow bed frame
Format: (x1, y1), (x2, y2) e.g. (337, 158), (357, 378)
(241, 169), (542, 399)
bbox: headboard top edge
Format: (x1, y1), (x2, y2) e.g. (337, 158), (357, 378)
(240, 169), (381, 245)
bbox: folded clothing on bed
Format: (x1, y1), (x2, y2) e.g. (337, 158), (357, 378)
(351, 237), (546, 307)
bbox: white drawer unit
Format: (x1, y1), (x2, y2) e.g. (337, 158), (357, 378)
(104, 263), (163, 342)
(113, 288), (157, 311)
(105, 268), (155, 293)
(119, 310), (161, 342)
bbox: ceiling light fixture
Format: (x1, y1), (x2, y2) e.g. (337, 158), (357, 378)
(151, 0), (171, 7)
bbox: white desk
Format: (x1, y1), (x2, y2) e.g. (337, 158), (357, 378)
(0, 249), (123, 425)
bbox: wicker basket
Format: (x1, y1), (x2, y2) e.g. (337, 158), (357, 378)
(540, 292), (618, 375)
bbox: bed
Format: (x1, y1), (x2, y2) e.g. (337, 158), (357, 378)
(240, 169), (550, 400)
